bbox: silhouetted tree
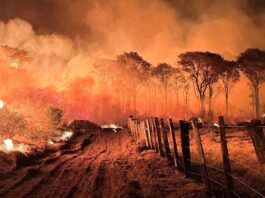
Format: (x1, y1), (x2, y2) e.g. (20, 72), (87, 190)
(117, 52), (151, 116)
(182, 77), (191, 118)
(178, 52), (223, 119)
(152, 63), (175, 116)
(172, 68), (185, 116)
(238, 49), (265, 118)
(219, 60), (240, 121)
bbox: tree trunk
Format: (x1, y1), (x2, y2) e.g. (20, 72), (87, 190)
(208, 86), (213, 121)
(225, 93), (229, 122)
(176, 88), (179, 117)
(200, 95), (205, 120)
(165, 84), (168, 117)
(208, 94), (212, 121)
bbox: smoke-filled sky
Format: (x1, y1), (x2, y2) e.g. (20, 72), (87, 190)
(0, 0), (264, 123)
(1, 0), (265, 63)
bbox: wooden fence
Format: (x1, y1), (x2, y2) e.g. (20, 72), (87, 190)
(128, 115), (265, 198)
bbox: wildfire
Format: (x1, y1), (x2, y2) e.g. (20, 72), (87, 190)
(47, 140), (55, 145)
(0, 100), (4, 109)
(59, 131), (73, 141)
(101, 123), (123, 132)
(214, 123), (220, 128)
(3, 139), (14, 151)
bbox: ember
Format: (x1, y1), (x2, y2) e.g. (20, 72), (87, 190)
(3, 139), (13, 151)
(0, 100), (4, 109)
(101, 123), (123, 132)
(59, 131), (73, 141)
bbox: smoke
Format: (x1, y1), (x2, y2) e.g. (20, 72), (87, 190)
(0, 0), (264, 124)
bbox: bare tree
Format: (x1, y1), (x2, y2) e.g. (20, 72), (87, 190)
(238, 49), (265, 118)
(178, 52), (223, 119)
(117, 52), (151, 116)
(219, 60), (240, 121)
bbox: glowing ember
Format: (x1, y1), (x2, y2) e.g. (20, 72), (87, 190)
(0, 100), (4, 109)
(60, 131), (73, 141)
(4, 139), (14, 151)
(47, 140), (54, 145)
(9, 59), (21, 69)
(101, 123), (123, 132)
(214, 123), (220, 127)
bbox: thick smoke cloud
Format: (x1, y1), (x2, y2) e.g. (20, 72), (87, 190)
(0, 0), (265, 62)
(0, 0), (264, 123)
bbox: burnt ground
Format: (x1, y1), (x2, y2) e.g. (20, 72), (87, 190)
(0, 130), (204, 198)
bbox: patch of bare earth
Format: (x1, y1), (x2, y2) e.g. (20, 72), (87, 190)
(0, 130), (204, 198)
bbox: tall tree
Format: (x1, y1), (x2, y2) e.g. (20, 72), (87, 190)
(238, 49), (265, 118)
(117, 52), (151, 116)
(152, 63), (175, 116)
(172, 68), (185, 116)
(182, 77), (191, 119)
(178, 52), (223, 119)
(219, 60), (240, 121)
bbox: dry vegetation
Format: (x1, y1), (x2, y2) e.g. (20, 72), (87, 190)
(168, 127), (265, 197)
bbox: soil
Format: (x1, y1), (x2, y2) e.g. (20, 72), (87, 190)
(0, 130), (204, 198)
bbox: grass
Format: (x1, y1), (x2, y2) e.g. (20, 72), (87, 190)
(166, 127), (265, 197)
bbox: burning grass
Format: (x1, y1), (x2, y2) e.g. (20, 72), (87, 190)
(0, 101), (74, 155)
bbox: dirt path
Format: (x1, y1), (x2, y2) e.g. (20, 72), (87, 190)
(0, 131), (204, 198)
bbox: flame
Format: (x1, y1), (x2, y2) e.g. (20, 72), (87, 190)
(214, 123), (220, 127)
(47, 140), (55, 145)
(101, 123), (123, 132)
(4, 139), (14, 151)
(60, 131), (73, 141)
(0, 100), (4, 109)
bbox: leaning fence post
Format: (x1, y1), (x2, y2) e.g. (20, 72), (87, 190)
(154, 117), (164, 157)
(160, 118), (172, 161)
(128, 115), (133, 132)
(150, 118), (159, 152)
(247, 119), (265, 164)
(179, 120), (191, 177)
(136, 121), (141, 140)
(191, 121), (210, 191)
(219, 116), (234, 198)
(131, 119), (137, 140)
(145, 119), (153, 149)
(143, 121), (150, 147)
(168, 118), (180, 168)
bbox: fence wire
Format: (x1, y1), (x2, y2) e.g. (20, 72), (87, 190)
(128, 117), (265, 198)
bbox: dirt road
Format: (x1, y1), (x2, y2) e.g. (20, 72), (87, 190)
(0, 131), (204, 198)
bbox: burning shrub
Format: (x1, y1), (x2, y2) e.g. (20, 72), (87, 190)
(48, 107), (63, 127)
(0, 107), (27, 138)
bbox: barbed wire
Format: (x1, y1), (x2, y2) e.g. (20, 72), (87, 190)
(228, 173), (265, 198)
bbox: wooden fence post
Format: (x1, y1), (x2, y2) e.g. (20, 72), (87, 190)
(131, 118), (137, 139)
(143, 121), (150, 147)
(219, 116), (234, 198)
(168, 118), (180, 168)
(247, 119), (265, 164)
(128, 115), (133, 132)
(145, 119), (153, 149)
(179, 120), (191, 177)
(160, 118), (172, 160)
(191, 121), (210, 190)
(136, 121), (141, 140)
(150, 118), (159, 153)
(154, 117), (164, 157)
